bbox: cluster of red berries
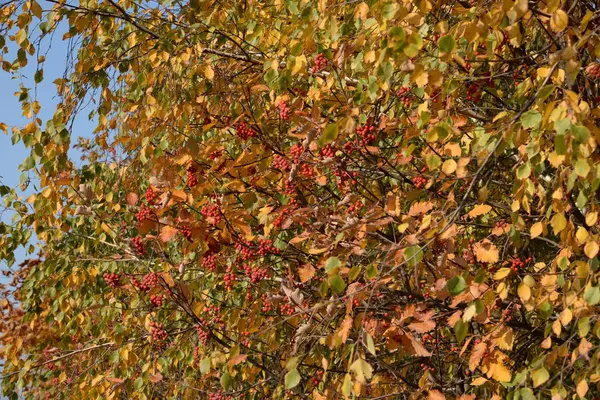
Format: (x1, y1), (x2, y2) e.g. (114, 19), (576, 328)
(320, 144), (336, 159)
(356, 124), (377, 145)
(235, 121), (256, 140)
(311, 370), (324, 386)
(272, 154), (290, 171)
(239, 330), (251, 347)
(299, 163), (314, 178)
(284, 180), (296, 195)
(150, 321), (168, 342)
(209, 150), (223, 160)
(462, 248), (475, 264)
(179, 225), (193, 242)
(310, 53), (327, 73)
(413, 175), (427, 189)
(495, 219), (508, 230)
(196, 321), (210, 345)
(466, 82), (482, 102)
(343, 141), (354, 153)
(243, 263), (269, 283)
(145, 187), (157, 204)
(273, 206), (293, 228)
(150, 294), (163, 307)
(258, 238), (280, 256)
(208, 392), (232, 400)
(510, 256), (532, 273)
(103, 273), (120, 288)
(347, 199), (363, 215)
(261, 294), (272, 312)
(201, 203), (222, 225)
(278, 101), (291, 120)
(202, 253), (217, 271)
(187, 165), (198, 187)
(420, 363), (435, 372)
(501, 308), (513, 322)
(235, 239), (255, 261)
(143, 273), (160, 288)
(587, 64), (600, 79)
(397, 86), (413, 107)
(132, 276), (149, 292)
(224, 267), (236, 291)
(136, 204), (152, 222)
(280, 301), (295, 316)
(290, 143), (304, 163)
(132, 236), (145, 255)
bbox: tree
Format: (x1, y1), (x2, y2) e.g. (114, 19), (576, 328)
(1, 0), (600, 398)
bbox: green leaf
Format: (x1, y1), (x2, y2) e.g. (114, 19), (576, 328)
(532, 366), (549, 387)
(517, 162), (531, 179)
(425, 153), (441, 170)
(437, 35), (455, 52)
(329, 274), (346, 294)
(319, 123), (339, 145)
(366, 332), (376, 355)
(284, 369), (301, 389)
(220, 371), (233, 390)
(572, 125), (590, 142)
(520, 387), (536, 400)
(454, 319), (468, 344)
(521, 110), (542, 129)
(584, 286), (600, 305)
(325, 256), (342, 272)
(404, 245), (424, 267)
(342, 374), (352, 397)
(200, 357), (211, 374)
(447, 276), (467, 296)
(575, 158), (590, 178)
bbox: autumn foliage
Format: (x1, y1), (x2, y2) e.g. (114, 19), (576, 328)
(2, 0), (600, 399)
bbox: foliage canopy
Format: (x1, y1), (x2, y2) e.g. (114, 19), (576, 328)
(1, 0), (600, 398)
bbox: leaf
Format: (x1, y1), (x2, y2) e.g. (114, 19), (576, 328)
(320, 123), (339, 145)
(126, 192), (139, 206)
(530, 222), (543, 238)
(520, 110), (542, 129)
(447, 276), (467, 296)
(493, 268), (511, 280)
(284, 369), (301, 389)
(159, 225), (178, 242)
(575, 158), (590, 178)
(550, 213), (567, 235)
(551, 9), (568, 32)
(329, 274), (346, 294)
(468, 204), (492, 218)
(428, 390), (446, 400)
(584, 241), (599, 259)
(516, 162), (531, 179)
(337, 315), (353, 343)
(454, 319), (468, 344)
(204, 65), (215, 80)
(437, 35), (455, 52)
(325, 256), (342, 272)
(489, 361), (512, 382)
(473, 240), (499, 263)
(532, 367), (549, 387)
(298, 264), (315, 283)
(584, 286), (600, 305)
(469, 342), (487, 370)
(404, 245), (424, 267)
(354, 2), (369, 20)
(349, 358), (373, 383)
(518, 283), (531, 301)
(577, 379), (589, 398)
(220, 371), (233, 390)
(366, 332), (376, 355)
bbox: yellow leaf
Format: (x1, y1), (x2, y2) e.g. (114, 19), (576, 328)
(354, 2), (369, 20)
(292, 55), (307, 75)
(468, 204), (492, 218)
(489, 361), (511, 382)
(576, 227), (589, 245)
(91, 375), (104, 386)
(471, 377), (488, 386)
(560, 308), (572, 326)
(584, 241), (599, 259)
(530, 222), (544, 238)
(473, 239), (499, 263)
(586, 212), (598, 226)
(204, 65), (215, 80)
(411, 64), (428, 87)
(532, 367), (549, 387)
(551, 9), (568, 32)
(577, 379), (589, 398)
(518, 283), (531, 301)
(442, 159), (457, 175)
(494, 268), (511, 280)
(550, 213), (567, 234)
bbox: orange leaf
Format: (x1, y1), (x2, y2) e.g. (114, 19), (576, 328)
(126, 192), (139, 206)
(159, 225), (178, 242)
(473, 239), (499, 263)
(428, 390), (446, 400)
(337, 315), (353, 343)
(298, 264), (315, 283)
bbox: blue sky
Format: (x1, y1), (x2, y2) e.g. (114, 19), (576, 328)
(0, 23), (94, 272)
